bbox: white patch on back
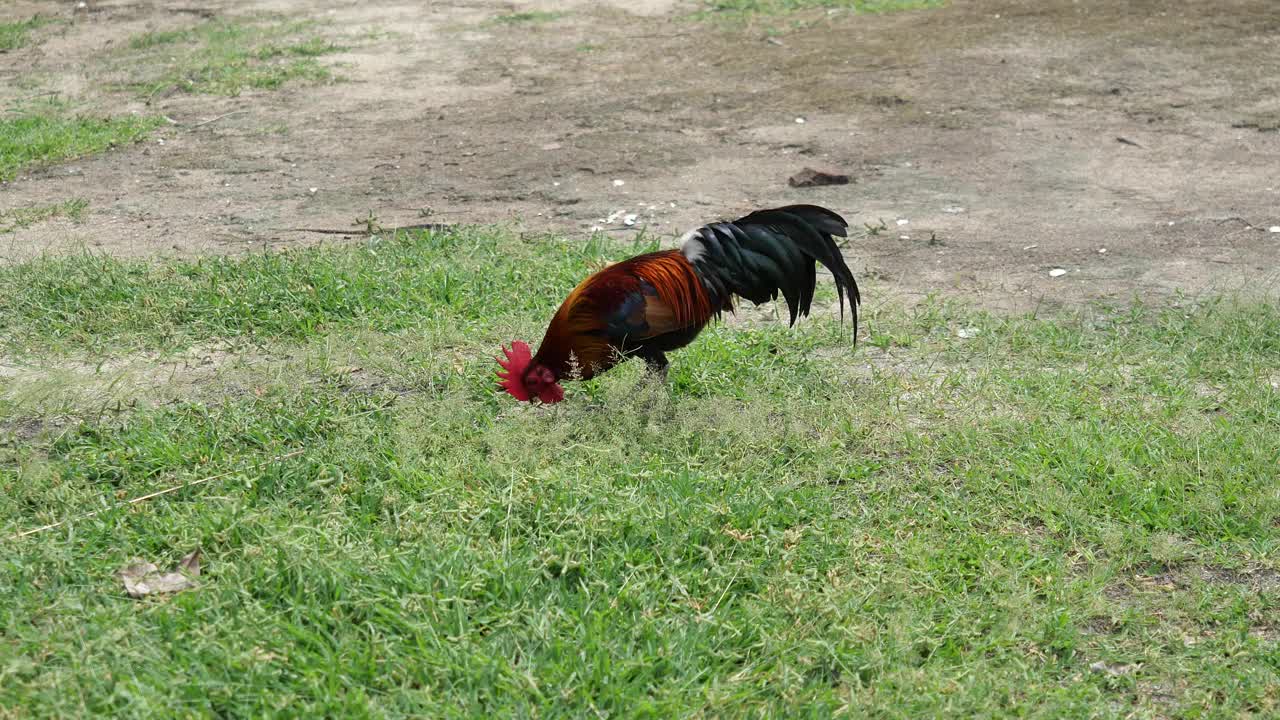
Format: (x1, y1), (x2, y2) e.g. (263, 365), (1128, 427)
(678, 228), (705, 262)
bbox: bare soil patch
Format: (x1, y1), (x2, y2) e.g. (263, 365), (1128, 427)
(2, 0), (1279, 310)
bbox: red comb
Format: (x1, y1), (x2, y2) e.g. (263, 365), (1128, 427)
(496, 341), (533, 401)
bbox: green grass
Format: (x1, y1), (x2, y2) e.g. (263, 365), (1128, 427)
(0, 227), (605, 354)
(1, 228), (1278, 717)
(702, 0), (945, 17)
(0, 110), (161, 181)
(124, 18), (345, 97)
(0, 15), (53, 51)
(489, 11), (566, 25)
(0, 199), (88, 233)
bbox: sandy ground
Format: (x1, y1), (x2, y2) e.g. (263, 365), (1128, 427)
(2, 0), (1279, 311)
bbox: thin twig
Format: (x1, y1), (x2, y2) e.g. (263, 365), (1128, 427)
(276, 223), (455, 235)
(189, 110), (247, 130)
(18, 90), (60, 102)
(1212, 216), (1258, 228)
(704, 567), (741, 618)
(10, 450), (306, 540)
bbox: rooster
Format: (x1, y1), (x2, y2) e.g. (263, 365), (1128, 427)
(497, 204), (859, 403)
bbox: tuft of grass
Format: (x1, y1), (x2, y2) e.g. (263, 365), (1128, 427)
(0, 15), (52, 51)
(124, 18), (346, 97)
(0, 109), (161, 181)
(490, 11), (565, 25)
(701, 0), (945, 17)
(127, 27), (195, 50)
(0, 199), (88, 233)
(0, 227), (1277, 717)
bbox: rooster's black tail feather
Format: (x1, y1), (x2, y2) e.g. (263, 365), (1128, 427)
(679, 204), (860, 337)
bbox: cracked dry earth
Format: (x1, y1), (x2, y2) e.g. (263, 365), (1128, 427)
(2, 0), (1279, 311)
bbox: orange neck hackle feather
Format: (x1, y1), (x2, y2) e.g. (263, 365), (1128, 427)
(632, 252), (715, 327)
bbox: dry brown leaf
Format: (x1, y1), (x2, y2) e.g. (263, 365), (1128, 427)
(119, 549), (201, 598)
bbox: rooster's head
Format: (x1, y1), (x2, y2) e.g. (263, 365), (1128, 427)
(496, 341), (565, 404)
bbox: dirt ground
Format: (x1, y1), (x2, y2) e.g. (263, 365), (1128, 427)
(2, 0), (1279, 311)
